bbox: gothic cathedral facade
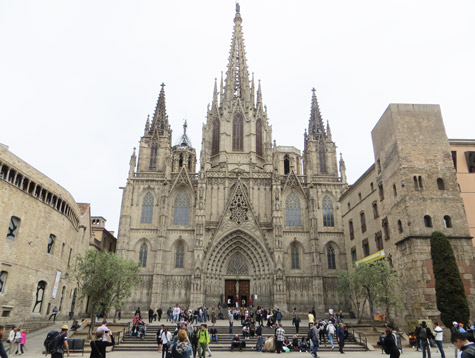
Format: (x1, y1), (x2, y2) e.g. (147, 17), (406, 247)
(117, 6), (348, 313)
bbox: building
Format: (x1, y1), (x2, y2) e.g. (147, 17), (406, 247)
(450, 139), (475, 244)
(117, 5), (348, 312)
(90, 216), (117, 252)
(0, 144), (90, 324)
(340, 104), (475, 321)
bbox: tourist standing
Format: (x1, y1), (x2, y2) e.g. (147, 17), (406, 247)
(417, 321), (435, 358)
(308, 311), (315, 329)
(293, 314), (301, 334)
(380, 328), (400, 358)
(336, 323), (346, 354)
(51, 325), (70, 358)
(90, 330), (115, 358)
(171, 330), (192, 358)
(197, 324), (210, 358)
(161, 327), (172, 358)
(173, 304), (181, 323)
(327, 321), (336, 349)
(13, 329), (21, 355)
(0, 325), (8, 358)
(228, 309), (234, 334)
(158, 307), (163, 321)
(433, 322), (446, 358)
(309, 322), (320, 358)
(275, 324), (285, 354)
(6, 326), (15, 355)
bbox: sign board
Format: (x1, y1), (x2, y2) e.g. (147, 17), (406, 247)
(52, 271), (61, 299)
(355, 249), (385, 266)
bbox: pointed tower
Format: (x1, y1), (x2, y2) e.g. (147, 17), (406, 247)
(201, 4), (273, 172)
(303, 87), (339, 180)
(136, 83), (172, 173)
(172, 120), (197, 173)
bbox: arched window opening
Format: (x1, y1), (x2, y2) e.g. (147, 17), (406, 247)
(139, 243), (148, 267)
(59, 286), (66, 311)
(179, 154), (184, 168)
(285, 192), (301, 226)
(319, 146), (327, 173)
(437, 178), (445, 190)
(444, 215), (453, 228)
(0, 271), (8, 293)
(291, 244), (300, 269)
(322, 195), (334, 227)
(349, 220), (354, 240)
(149, 143), (158, 169)
(141, 192), (154, 224)
(176, 243), (184, 268)
(327, 246), (336, 270)
(284, 155), (290, 175)
(256, 118), (263, 157)
(360, 211), (367, 233)
(397, 220), (403, 233)
(32, 281), (46, 313)
(173, 191), (190, 225)
(232, 114), (243, 151)
(212, 119), (220, 155)
(6, 216), (20, 241)
(393, 184), (397, 197)
(188, 157), (192, 171)
(47, 234), (56, 254)
(424, 215), (433, 228)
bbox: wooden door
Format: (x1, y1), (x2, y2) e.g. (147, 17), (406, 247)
(225, 280), (236, 306)
(239, 280), (250, 307)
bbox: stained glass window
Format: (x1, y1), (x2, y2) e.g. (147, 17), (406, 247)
(327, 246), (336, 269)
(291, 244), (300, 269)
(139, 243), (148, 267)
(322, 196), (334, 227)
(212, 119), (220, 155)
(256, 118), (263, 157)
(176, 243), (184, 268)
(233, 114), (243, 151)
(173, 192), (190, 225)
(286, 192), (301, 226)
(141, 192), (154, 223)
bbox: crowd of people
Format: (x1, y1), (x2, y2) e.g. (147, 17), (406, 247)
(0, 326), (27, 356)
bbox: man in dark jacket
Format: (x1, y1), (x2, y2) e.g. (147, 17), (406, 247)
(90, 330), (115, 358)
(336, 323), (346, 354)
(0, 325), (8, 358)
(451, 332), (475, 358)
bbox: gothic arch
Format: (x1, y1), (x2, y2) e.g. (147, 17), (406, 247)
(324, 240), (341, 270)
(288, 239), (304, 270)
(171, 237), (188, 269)
(170, 185), (193, 226)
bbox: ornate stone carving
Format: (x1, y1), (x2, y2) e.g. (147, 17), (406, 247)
(229, 185), (249, 224)
(227, 253), (249, 275)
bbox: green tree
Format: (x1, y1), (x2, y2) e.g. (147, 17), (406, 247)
(337, 270), (367, 323)
(430, 231), (470, 327)
(371, 261), (402, 325)
(69, 249), (141, 336)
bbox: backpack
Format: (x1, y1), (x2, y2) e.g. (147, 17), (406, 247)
(392, 332), (402, 352)
(44, 331), (61, 354)
(419, 327), (428, 340)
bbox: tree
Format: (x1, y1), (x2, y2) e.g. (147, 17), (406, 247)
(430, 231), (470, 327)
(69, 249), (141, 336)
(371, 261), (402, 325)
(337, 270), (367, 323)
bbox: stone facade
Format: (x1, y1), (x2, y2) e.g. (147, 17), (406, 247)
(116, 6), (348, 314)
(340, 104), (475, 322)
(0, 144), (91, 324)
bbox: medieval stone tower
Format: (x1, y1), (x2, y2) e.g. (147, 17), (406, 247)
(117, 5), (348, 313)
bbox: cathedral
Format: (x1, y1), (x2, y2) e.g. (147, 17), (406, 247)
(117, 4), (348, 313)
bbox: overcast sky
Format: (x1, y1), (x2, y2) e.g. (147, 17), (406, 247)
(1, 0), (474, 234)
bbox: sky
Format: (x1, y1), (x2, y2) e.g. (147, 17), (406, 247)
(1, 0), (474, 234)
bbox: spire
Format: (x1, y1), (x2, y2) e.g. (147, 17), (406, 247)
(250, 73), (255, 107)
(256, 80), (263, 107)
(212, 78), (218, 111)
(219, 71), (224, 105)
(150, 83), (168, 134)
(339, 153), (347, 184)
(144, 114), (150, 135)
(308, 87), (326, 139)
(224, 3), (251, 103)
(129, 147), (137, 178)
(326, 120), (332, 141)
(176, 120), (192, 147)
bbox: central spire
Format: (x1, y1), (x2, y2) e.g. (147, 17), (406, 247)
(150, 83), (168, 135)
(224, 3), (251, 103)
(308, 87), (326, 139)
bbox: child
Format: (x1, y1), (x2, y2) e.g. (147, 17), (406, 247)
(20, 329), (26, 354)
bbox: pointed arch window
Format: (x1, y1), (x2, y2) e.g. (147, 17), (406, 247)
(32, 281), (46, 313)
(176, 243), (184, 268)
(322, 195), (334, 227)
(319, 145), (327, 174)
(291, 243), (300, 269)
(256, 118), (263, 157)
(139, 243), (148, 267)
(286, 192), (301, 227)
(0, 271), (8, 293)
(232, 114), (243, 151)
(212, 119), (220, 156)
(284, 155), (290, 175)
(150, 143), (158, 169)
(327, 246), (336, 270)
(141, 192), (154, 223)
(173, 191), (190, 225)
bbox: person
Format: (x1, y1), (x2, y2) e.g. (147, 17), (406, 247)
(149, 308), (154, 323)
(158, 308), (163, 321)
(209, 325), (218, 342)
(157, 324), (165, 352)
(135, 307), (141, 318)
(13, 329), (21, 356)
(90, 329), (115, 358)
(309, 322), (320, 358)
(0, 325), (8, 358)
(197, 324), (209, 358)
(293, 314), (301, 334)
(117, 308), (122, 320)
(433, 322), (446, 358)
(378, 328), (400, 358)
(299, 337), (309, 353)
(336, 323), (346, 354)
(451, 332), (475, 358)
(417, 321), (435, 358)
(191, 327), (199, 358)
(16, 329), (26, 355)
(228, 310), (234, 334)
(6, 326), (16, 355)
(51, 325), (70, 358)
(292, 335), (299, 351)
(242, 325), (250, 340)
(327, 321), (336, 349)
(171, 329), (192, 358)
(231, 334), (242, 352)
(276, 309), (282, 325)
(308, 311), (315, 329)
(96, 321), (110, 341)
(174, 304), (181, 323)
(49, 306), (58, 321)
(161, 327), (173, 358)
(275, 324), (285, 354)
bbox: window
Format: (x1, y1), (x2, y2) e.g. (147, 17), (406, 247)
(291, 244), (300, 269)
(451, 151), (457, 170)
(32, 281), (46, 313)
(173, 191), (190, 225)
(358, 193), (362, 201)
(362, 239), (370, 257)
(284, 155), (290, 175)
(285, 192), (301, 226)
(67, 248), (72, 266)
(59, 286), (66, 311)
(375, 231), (383, 251)
(392, 184), (397, 197)
(319, 146), (327, 173)
(327, 246), (336, 269)
(47, 234), (55, 254)
(424, 215), (433, 228)
(372, 201), (379, 218)
(466, 151), (475, 173)
(370, 182), (374, 191)
(141, 192), (154, 223)
(0, 271), (7, 293)
(61, 243), (65, 257)
(437, 178), (445, 190)
(351, 247), (357, 263)
(232, 114), (243, 151)
(382, 217), (390, 240)
(176, 243), (184, 268)
(397, 220), (403, 233)
(150, 143), (158, 169)
(347, 202), (350, 211)
(6, 216), (20, 241)
(414, 175), (424, 190)
(378, 183), (384, 201)
(444, 215), (453, 228)
(322, 195), (334, 227)
(377, 159), (381, 173)
(139, 243), (148, 267)
(212, 119), (220, 155)
(256, 118), (263, 157)
(360, 211), (366, 233)
(349, 220), (354, 240)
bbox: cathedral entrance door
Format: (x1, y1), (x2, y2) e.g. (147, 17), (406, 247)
(225, 279), (250, 307)
(225, 280), (236, 307)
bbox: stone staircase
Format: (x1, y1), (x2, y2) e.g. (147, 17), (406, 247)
(114, 322), (368, 353)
